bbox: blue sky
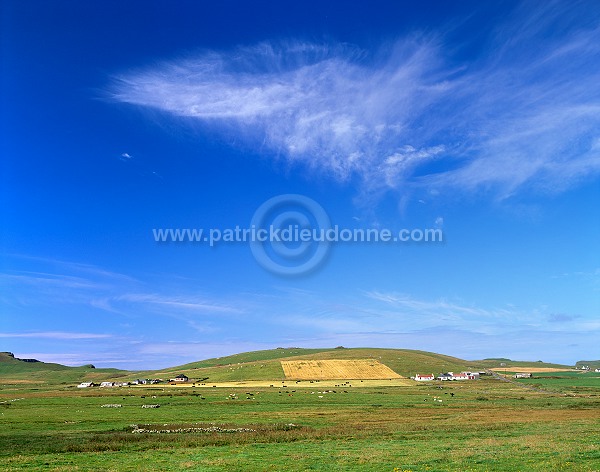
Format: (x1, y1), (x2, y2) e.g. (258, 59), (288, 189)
(1, 1), (599, 369)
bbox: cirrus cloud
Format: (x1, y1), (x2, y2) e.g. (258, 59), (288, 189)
(109, 3), (600, 200)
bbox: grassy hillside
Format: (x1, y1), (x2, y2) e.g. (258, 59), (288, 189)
(0, 352), (127, 386)
(287, 348), (479, 377)
(477, 357), (572, 369)
(575, 360), (600, 369)
(1, 349), (578, 385)
(141, 347), (484, 382)
(164, 348), (334, 370)
(0, 352), (71, 373)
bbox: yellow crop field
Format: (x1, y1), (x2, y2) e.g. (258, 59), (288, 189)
(281, 359), (402, 380)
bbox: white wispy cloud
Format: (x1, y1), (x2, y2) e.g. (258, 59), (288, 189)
(13, 352), (130, 366)
(285, 328), (599, 365)
(2, 256), (596, 367)
(109, 4), (600, 200)
(365, 291), (497, 318)
(116, 293), (244, 314)
(110, 39), (451, 188)
(0, 272), (109, 291)
(136, 341), (270, 360)
(0, 255), (243, 329)
(264, 288), (595, 338)
(2, 255), (138, 285)
(0, 332), (112, 340)
(551, 268), (600, 291)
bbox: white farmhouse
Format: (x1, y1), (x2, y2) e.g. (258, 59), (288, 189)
(170, 374), (189, 382)
(414, 374), (435, 381)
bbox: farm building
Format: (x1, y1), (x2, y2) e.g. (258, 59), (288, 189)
(414, 374), (435, 381)
(451, 373), (470, 381)
(514, 373), (532, 378)
(77, 382), (93, 388)
(100, 382), (115, 387)
(437, 372), (479, 381)
(170, 374), (189, 382)
(462, 371), (480, 380)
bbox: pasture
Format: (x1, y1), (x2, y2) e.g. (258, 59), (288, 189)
(1, 378), (599, 471)
(1, 348), (599, 471)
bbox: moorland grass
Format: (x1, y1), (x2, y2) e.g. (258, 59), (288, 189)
(1, 376), (599, 471)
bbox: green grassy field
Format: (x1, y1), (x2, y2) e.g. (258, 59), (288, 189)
(513, 371), (600, 392)
(1, 349), (599, 471)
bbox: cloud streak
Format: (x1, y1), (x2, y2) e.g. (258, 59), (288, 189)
(264, 288), (596, 339)
(111, 40), (452, 183)
(0, 332), (112, 340)
(109, 3), (600, 200)
(2, 256), (596, 367)
(116, 293), (244, 314)
(0, 255), (245, 330)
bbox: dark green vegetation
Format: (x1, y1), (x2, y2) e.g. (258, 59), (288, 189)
(513, 370), (600, 393)
(1, 348), (599, 471)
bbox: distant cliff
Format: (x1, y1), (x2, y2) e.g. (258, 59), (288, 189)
(0, 352), (40, 363)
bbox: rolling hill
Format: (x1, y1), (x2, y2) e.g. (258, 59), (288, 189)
(477, 357), (572, 370)
(575, 360), (600, 369)
(0, 348), (575, 385)
(0, 352), (128, 386)
(140, 347), (491, 382)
